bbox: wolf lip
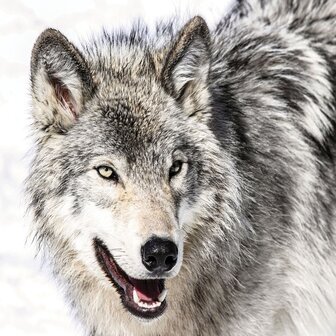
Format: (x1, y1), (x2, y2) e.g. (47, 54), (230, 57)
(93, 238), (167, 319)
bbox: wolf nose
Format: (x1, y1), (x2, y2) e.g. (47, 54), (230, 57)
(141, 237), (178, 273)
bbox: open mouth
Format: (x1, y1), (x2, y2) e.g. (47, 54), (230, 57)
(93, 238), (167, 319)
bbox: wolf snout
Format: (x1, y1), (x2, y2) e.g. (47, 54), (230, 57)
(141, 237), (178, 273)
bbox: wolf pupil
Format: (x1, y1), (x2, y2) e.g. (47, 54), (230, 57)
(169, 161), (183, 178)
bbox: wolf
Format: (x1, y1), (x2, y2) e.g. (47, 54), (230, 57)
(26, 0), (336, 335)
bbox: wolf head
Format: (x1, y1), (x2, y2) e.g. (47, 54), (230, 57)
(27, 16), (241, 327)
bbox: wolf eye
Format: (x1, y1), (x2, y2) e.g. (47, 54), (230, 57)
(96, 166), (118, 182)
(169, 160), (184, 179)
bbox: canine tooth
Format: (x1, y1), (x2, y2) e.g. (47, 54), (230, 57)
(133, 289), (140, 304)
(158, 289), (168, 302)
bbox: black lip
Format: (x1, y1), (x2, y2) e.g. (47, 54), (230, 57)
(93, 238), (167, 319)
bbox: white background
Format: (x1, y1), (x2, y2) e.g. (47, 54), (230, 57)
(0, 0), (234, 334)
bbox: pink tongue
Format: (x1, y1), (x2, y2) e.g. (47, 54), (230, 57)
(131, 279), (161, 302)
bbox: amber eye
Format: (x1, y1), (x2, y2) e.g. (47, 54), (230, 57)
(169, 160), (184, 179)
(96, 166), (119, 182)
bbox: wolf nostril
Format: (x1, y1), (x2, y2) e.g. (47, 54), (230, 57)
(165, 255), (177, 268)
(141, 237), (178, 273)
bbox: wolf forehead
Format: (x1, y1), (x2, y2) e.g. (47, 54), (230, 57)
(86, 75), (178, 142)
(65, 69), (193, 170)
(79, 97), (188, 161)
(80, 77), (187, 159)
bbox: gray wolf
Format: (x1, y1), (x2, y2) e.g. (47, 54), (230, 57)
(26, 0), (336, 335)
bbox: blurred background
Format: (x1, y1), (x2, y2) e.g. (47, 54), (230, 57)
(0, 0), (233, 334)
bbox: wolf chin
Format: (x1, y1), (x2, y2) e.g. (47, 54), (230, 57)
(26, 0), (336, 335)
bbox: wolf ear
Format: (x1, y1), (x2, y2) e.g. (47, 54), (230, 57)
(31, 28), (93, 135)
(161, 16), (210, 118)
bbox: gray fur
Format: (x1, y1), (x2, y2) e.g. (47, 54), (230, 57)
(27, 0), (336, 335)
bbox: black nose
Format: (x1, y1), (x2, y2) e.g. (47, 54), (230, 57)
(141, 237), (178, 273)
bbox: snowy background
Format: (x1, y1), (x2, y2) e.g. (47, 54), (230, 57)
(0, 0), (233, 334)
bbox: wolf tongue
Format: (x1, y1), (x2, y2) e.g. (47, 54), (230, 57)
(131, 279), (161, 302)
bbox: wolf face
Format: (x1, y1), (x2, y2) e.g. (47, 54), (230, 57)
(27, 17), (240, 323)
